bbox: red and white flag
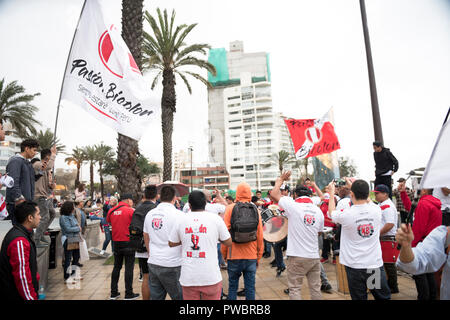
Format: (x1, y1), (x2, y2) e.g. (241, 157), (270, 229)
(61, 0), (159, 141)
(285, 110), (341, 159)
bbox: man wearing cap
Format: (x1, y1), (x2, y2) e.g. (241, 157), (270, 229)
(106, 193), (140, 300)
(393, 178), (414, 224)
(373, 184), (399, 294)
(373, 141), (399, 198)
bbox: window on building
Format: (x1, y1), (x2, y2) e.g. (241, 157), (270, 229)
(241, 86), (254, 100)
(227, 95), (240, 100)
(243, 117), (254, 123)
(246, 165), (254, 171)
(245, 141), (252, 147)
(242, 109), (254, 115)
(230, 166), (244, 169)
(229, 126), (242, 130)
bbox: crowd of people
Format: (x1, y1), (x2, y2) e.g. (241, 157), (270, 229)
(0, 138), (449, 301)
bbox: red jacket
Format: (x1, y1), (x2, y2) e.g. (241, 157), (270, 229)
(106, 202), (135, 242)
(410, 195), (442, 247)
(320, 199), (337, 228)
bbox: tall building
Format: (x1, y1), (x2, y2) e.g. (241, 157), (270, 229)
(173, 149), (190, 181)
(0, 122), (21, 174)
(179, 165), (230, 191)
(207, 41), (299, 190)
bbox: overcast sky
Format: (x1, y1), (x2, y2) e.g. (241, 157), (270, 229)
(0, 0), (449, 185)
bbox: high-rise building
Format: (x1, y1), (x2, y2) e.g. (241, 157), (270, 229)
(0, 122), (21, 174)
(207, 41), (299, 190)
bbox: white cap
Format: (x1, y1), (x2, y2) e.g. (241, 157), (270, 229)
(0, 175), (14, 188)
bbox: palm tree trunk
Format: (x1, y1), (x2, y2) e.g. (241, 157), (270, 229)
(118, 0), (143, 202)
(99, 161), (104, 200)
(161, 68), (176, 181)
(75, 164), (80, 188)
(90, 162), (94, 199)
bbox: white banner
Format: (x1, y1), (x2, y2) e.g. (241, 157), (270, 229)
(420, 111), (450, 189)
(61, 0), (159, 141)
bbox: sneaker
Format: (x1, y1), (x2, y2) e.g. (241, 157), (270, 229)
(332, 259), (336, 265)
(110, 292), (121, 300)
(220, 263), (227, 270)
(73, 263), (83, 268)
(270, 260), (277, 268)
(321, 284), (333, 294)
(237, 289), (245, 297)
(124, 293), (140, 300)
(74, 275), (84, 280)
(263, 253), (271, 259)
(138, 273), (143, 282)
(100, 250), (105, 256)
(320, 258), (329, 263)
(284, 288), (289, 294)
(65, 278), (76, 284)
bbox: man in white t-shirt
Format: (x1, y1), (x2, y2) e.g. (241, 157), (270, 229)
(168, 190), (232, 300)
(143, 186), (183, 300)
(373, 184), (399, 294)
(271, 171), (324, 300)
(327, 179), (391, 300)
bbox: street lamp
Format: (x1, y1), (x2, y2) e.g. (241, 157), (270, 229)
(188, 146), (193, 192)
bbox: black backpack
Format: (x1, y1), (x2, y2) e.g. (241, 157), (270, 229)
(129, 201), (156, 252)
(230, 202), (260, 243)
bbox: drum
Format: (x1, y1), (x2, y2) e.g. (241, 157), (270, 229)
(261, 205), (288, 243)
(380, 236), (400, 264)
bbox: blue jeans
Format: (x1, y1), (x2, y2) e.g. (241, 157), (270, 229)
(263, 240), (272, 256)
(217, 243), (224, 266)
(102, 224), (112, 251)
(227, 259), (257, 300)
(345, 266), (391, 300)
(274, 238), (286, 269)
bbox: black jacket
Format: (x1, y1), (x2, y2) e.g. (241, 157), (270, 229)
(374, 147), (399, 176)
(6, 155), (35, 203)
(0, 224), (39, 300)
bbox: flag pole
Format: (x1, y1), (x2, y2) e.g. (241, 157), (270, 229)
(52, 0), (87, 145)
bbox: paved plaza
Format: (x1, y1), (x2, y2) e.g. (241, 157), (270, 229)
(44, 233), (419, 300)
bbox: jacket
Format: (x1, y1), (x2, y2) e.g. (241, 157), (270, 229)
(0, 224), (40, 300)
(221, 182), (264, 261)
(106, 201), (135, 242)
(374, 147), (399, 176)
(410, 195), (442, 247)
(59, 214), (81, 239)
(6, 154), (35, 203)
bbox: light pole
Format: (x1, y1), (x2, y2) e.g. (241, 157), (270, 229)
(359, 0), (384, 144)
(188, 146), (193, 192)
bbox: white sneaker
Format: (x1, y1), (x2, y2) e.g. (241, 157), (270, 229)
(65, 278), (76, 284)
(100, 250), (105, 255)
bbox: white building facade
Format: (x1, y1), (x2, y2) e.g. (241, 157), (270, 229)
(0, 123), (21, 174)
(208, 41), (299, 190)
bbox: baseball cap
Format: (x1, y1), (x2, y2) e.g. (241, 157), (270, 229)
(397, 178), (406, 183)
(120, 193), (133, 201)
(372, 184), (390, 194)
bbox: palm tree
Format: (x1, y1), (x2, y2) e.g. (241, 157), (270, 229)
(117, 0), (144, 201)
(271, 150), (293, 174)
(142, 8), (217, 181)
(0, 78), (41, 138)
(64, 147), (86, 188)
(82, 146), (98, 199)
(94, 143), (115, 199)
(33, 128), (66, 153)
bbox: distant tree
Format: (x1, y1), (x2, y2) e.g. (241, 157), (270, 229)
(82, 146), (98, 199)
(0, 78), (41, 138)
(271, 150), (293, 174)
(94, 143), (115, 199)
(339, 156), (358, 177)
(103, 154), (161, 185)
(33, 128), (66, 153)
(64, 147), (86, 188)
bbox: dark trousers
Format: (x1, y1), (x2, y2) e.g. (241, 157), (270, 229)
(263, 240), (272, 256)
(6, 203), (16, 225)
(375, 175), (393, 198)
(413, 273), (437, 300)
(63, 240), (80, 280)
(274, 238), (287, 269)
(111, 241), (135, 296)
(345, 266), (391, 300)
(384, 263), (399, 292)
(321, 236), (338, 260)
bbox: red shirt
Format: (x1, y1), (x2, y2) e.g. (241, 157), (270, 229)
(410, 195), (442, 247)
(106, 202), (135, 242)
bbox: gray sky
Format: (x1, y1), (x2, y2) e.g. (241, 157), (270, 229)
(0, 0), (449, 185)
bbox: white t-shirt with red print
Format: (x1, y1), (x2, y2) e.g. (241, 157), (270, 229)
(168, 210), (230, 287)
(278, 196), (324, 259)
(330, 202), (383, 269)
(379, 198), (398, 237)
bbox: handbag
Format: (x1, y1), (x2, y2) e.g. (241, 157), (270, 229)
(67, 233), (82, 250)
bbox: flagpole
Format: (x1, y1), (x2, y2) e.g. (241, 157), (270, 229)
(53, 0), (88, 144)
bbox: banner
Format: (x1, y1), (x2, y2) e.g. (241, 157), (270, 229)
(61, 0), (159, 141)
(420, 109), (450, 189)
(284, 110), (341, 159)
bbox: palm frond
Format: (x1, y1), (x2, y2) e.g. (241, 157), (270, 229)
(175, 71), (192, 94)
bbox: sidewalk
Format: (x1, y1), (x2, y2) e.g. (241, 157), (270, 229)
(44, 235), (418, 300)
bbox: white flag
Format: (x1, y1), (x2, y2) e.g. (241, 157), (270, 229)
(61, 0), (158, 141)
(420, 111), (450, 189)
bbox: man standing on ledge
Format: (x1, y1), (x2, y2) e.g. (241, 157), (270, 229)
(373, 141), (398, 198)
